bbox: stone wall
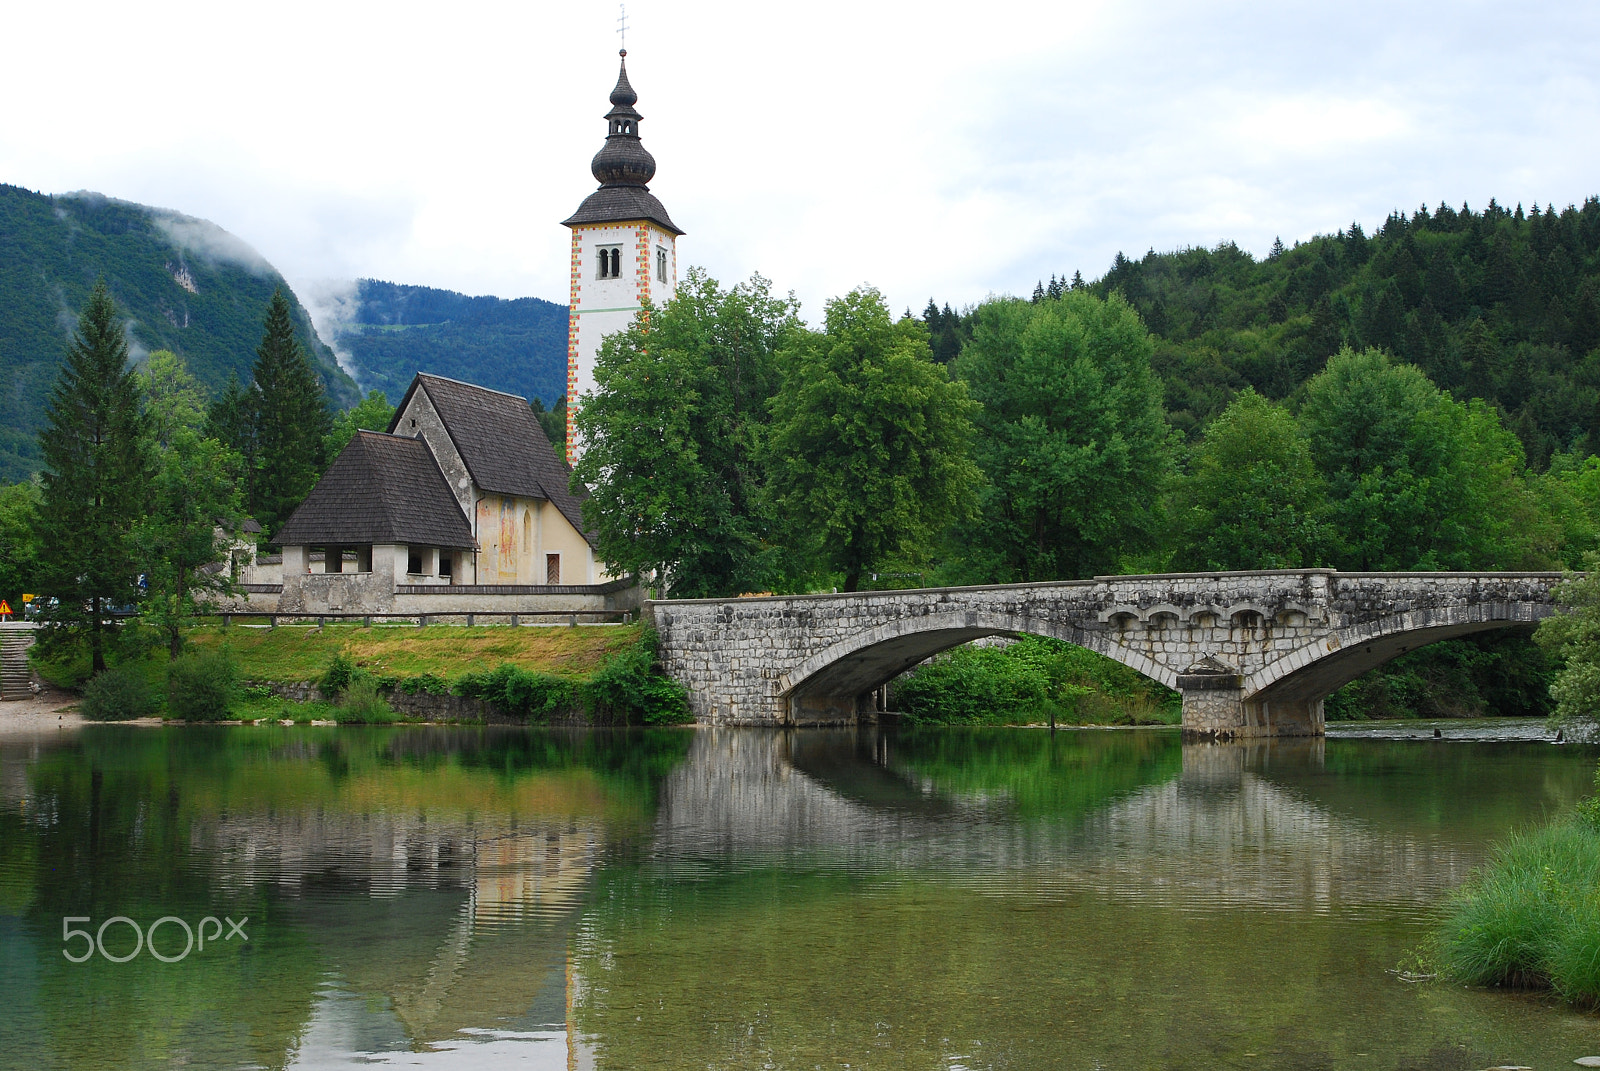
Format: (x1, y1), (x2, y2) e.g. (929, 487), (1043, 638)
(210, 581), (642, 620)
(649, 570), (1563, 737)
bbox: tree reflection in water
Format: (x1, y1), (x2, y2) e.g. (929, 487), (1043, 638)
(0, 724), (1595, 1070)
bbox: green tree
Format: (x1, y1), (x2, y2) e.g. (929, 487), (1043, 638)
(324, 389), (396, 459)
(1173, 389), (1331, 570)
(35, 282), (152, 673)
(205, 374), (255, 476)
(766, 286), (980, 592)
(530, 395), (567, 459)
(1536, 554), (1600, 739)
(0, 480), (41, 612)
(574, 270), (804, 597)
(140, 350), (208, 449)
(250, 289), (330, 535)
(136, 429), (245, 658)
(948, 292), (1174, 581)
(1297, 348), (1554, 570)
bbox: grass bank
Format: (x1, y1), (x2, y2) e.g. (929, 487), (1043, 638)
(888, 636), (1180, 727)
(1435, 768), (1600, 1006)
(33, 622), (691, 726)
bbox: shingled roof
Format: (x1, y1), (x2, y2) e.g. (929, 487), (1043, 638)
(562, 186), (683, 236)
(390, 373), (597, 548)
(273, 431), (475, 548)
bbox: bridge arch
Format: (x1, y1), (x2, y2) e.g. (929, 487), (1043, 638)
(780, 610), (1176, 722)
(778, 599), (1554, 731)
(1244, 600), (1550, 714)
(651, 570), (1562, 732)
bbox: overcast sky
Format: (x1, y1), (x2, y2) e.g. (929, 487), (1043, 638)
(3, 0), (1598, 332)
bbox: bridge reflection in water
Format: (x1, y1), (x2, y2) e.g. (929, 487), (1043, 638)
(3, 725), (1593, 1070)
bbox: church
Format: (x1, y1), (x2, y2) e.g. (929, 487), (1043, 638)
(258, 50), (675, 618)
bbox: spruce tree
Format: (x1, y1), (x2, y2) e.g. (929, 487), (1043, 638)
(249, 289), (330, 535)
(35, 281), (152, 673)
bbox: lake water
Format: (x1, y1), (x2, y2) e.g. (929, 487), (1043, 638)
(1, 721), (1598, 1070)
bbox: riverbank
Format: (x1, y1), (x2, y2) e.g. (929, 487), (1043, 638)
(30, 622), (692, 725)
(0, 693), (89, 735)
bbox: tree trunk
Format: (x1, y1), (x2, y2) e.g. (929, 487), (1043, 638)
(842, 569), (861, 593)
(169, 577), (186, 660)
(90, 596), (106, 674)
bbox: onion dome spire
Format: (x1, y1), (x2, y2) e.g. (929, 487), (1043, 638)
(562, 50), (682, 235)
(591, 51), (654, 187)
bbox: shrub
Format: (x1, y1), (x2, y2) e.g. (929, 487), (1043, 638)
(398, 673), (450, 696)
(80, 665), (159, 721)
(336, 676), (396, 724)
(582, 628), (691, 725)
(317, 653), (360, 699)
(455, 664), (574, 723)
(891, 636), (1179, 726)
(166, 649), (239, 721)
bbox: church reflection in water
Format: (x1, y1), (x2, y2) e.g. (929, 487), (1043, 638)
(1, 723), (1589, 1070)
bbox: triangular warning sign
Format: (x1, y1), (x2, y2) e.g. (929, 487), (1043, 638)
(0, 601), (11, 615)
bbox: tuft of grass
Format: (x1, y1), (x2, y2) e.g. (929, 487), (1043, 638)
(1438, 817), (1600, 1004)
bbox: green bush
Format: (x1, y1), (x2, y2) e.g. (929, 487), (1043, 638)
(891, 636), (1179, 726)
(336, 676), (397, 724)
(80, 664), (160, 721)
(397, 673), (450, 696)
(455, 664), (574, 723)
(166, 649), (239, 721)
(582, 628), (691, 725)
(317, 653), (360, 699)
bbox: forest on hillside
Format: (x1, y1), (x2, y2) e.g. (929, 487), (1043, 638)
(926, 197), (1600, 469)
(333, 280), (568, 408)
(0, 185), (353, 481)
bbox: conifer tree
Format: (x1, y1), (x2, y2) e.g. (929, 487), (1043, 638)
(249, 289), (330, 535)
(206, 374), (256, 465)
(35, 281), (152, 673)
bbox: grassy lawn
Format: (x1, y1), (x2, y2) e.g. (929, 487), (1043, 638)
(185, 622), (644, 683)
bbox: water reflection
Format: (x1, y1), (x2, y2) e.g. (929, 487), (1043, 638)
(1, 724), (1597, 1070)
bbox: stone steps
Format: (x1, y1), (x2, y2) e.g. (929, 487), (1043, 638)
(0, 632), (35, 700)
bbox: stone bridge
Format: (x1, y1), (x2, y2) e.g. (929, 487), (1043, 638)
(648, 570), (1565, 738)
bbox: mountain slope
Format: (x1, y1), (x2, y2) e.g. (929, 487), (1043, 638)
(1079, 197), (1600, 464)
(0, 184), (356, 481)
(327, 280), (568, 407)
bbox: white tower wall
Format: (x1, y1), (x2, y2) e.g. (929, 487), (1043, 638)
(565, 221), (678, 447)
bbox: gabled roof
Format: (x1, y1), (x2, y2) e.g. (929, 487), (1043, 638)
(389, 373), (596, 548)
(273, 431), (476, 549)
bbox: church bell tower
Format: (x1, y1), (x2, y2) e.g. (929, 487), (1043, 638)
(561, 49), (683, 454)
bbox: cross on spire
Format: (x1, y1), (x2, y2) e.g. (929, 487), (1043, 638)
(616, 4), (629, 53)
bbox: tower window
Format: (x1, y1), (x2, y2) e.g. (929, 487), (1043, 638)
(656, 247), (667, 282)
(597, 245), (623, 279)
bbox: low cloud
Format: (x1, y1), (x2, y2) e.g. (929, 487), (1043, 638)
(146, 208), (275, 277)
(297, 277), (364, 385)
